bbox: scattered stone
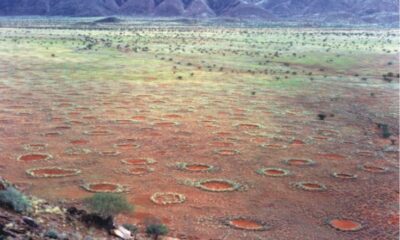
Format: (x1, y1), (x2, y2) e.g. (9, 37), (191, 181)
(111, 225), (133, 239)
(22, 216), (39, 228)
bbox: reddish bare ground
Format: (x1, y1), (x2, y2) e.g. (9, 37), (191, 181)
(0, 59), (398, 240)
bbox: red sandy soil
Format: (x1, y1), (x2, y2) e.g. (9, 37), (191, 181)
(0, 61), (398, 240)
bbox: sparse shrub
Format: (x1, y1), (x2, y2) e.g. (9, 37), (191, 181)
(44, 229), (59, 239)
(146, 224), (169, 240)
(0, 186), (31, 213)
(317, 113), (326, 120)
(380, 124), (391, 138)
(85, 193), (133, 218)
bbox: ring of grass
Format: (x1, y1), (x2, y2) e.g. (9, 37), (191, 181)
(316, 129), (341, 137)
(234, 123), (264, 130)
(23, 143), (47, 151)
(150, 192), (186, 205)
(113, 143), (141, 149)
(83, 130), (112, 136)
(26, 167), (81, 178)
(65, 147), (91, 155)
(256, 167), (290, 177)
(117, 167), (154, 176)
(260, 143), (287, 149)
(196, 179), (241, 192)
(99, 150), (121, 156)
(112, 119), (136, 124)
(121, 158), (157, 165)
(331, 172), (357, 179)
(175, 162), (218, 173)
(152, 121), (180, 127)
(293, 181), (327, 192)
(214, 149), (240, 156)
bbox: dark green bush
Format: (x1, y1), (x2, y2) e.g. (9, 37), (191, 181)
(381, 124), (391, 138)
(85, 193), (133, 218)
(0, 186), (31, 213)
(44, 229), (59, 239)
(146, 224), (169, 240)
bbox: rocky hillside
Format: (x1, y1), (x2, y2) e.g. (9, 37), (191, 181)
(0, 0), (398, 24)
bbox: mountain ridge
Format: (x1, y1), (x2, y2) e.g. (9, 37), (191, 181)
(0, 0), (398, 24)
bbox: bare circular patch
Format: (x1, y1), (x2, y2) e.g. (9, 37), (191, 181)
(153, 121), (179, 127)
(81, 182), (127, 193)
(162, 114), (183, 119)
(54, 126), (71, 131)
(317, 129), (340, 137)
(360, 164), (389, 173)
(122, 167), (154, 176)
(215, 149), (240, 156)
(18, 153), (52, 162)
(84, 130), (112, 136)
(113, 143), (140, 150)
(291, 139), (305, 146)
(226, 218), (269, 231)
(235, 123), (263, 130)
(42, 132), (62, 137)
(70, 139), (89, 145)
(210, 141), (235, 147)
(328, 219), (363, 232)
(284, 159), (315, 166)
(131, 115), (146, 121)
(113, 119), (135, 124)
(214, 131), (232, 137)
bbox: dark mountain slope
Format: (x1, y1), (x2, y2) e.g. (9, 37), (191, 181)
(0, 0), (397, 24)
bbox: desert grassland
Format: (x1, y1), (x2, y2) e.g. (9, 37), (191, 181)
(0, 20), (399, 239)
(1, 26), (398, 86)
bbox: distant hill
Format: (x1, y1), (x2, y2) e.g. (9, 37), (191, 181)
(0, 0), (398, 24)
